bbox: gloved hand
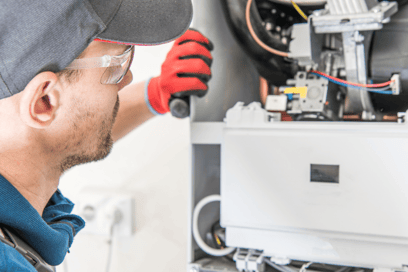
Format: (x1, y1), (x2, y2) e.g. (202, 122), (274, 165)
(146, 29), (214, 117)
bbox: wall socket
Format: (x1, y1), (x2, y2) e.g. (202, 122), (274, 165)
(74, 191), (135, 237)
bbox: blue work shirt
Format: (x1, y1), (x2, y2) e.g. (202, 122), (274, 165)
(0, 174), (85, 271)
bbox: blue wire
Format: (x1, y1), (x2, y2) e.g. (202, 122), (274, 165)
(309, 72), (393, 95)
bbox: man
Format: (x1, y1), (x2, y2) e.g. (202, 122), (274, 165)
(0, 0), (213, 271)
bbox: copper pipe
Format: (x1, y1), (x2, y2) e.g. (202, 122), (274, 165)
(260, 77), (269, 105)
(342, 114), (361, 120)
(383, 115), (398, 122)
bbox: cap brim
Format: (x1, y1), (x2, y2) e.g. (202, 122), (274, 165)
(96, 0), (193, 45)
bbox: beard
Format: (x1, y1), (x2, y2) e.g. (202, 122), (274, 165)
(59, 96), (120, 173)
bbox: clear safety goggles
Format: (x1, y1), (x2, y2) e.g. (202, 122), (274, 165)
(65, 46), (134, 84)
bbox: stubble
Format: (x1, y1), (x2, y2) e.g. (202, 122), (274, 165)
(59, 96), (120, 173)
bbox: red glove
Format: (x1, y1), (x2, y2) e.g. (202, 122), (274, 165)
(146, 29), (214, 115)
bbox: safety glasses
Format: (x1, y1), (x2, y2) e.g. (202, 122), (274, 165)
(65, 46), (134, 84)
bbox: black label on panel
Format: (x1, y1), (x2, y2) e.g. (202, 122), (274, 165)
(310, 164), (339, 183)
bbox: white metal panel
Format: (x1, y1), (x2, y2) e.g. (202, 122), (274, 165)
(221, 121), (408, 268)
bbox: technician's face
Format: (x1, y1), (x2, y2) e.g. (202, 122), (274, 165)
(56, 41), (133, 172)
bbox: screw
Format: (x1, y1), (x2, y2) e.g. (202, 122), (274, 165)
(381, 1), (389, 7)
(287, 102), (293, 109)
(372, 7), (381, 13)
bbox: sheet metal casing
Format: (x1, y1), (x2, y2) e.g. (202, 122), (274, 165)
(221, 105), (408, 269)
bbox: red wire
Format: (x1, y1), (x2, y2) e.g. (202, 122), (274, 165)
(309, 70), (392, 88)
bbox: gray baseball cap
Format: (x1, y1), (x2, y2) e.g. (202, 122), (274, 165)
(0, 0), (193, 99)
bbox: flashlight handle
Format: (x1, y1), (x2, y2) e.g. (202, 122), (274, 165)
(169, 96), (190, 118)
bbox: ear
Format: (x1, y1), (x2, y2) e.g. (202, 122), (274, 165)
(20, 72), (60, 129)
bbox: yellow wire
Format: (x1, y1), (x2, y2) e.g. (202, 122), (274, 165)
(214, 234), (222, 246)
(291, 1), (308, 21)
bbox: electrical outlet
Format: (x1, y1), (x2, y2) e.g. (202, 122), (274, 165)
(74, 192), (135, 237)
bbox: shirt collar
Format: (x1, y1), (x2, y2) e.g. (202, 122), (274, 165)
(0, 174), (85, 266)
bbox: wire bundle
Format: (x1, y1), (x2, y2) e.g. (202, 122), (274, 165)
(246, 0), (289, 57)
(244, 0), (395, 95)
(309, 70), (394, 94)
(245, 0), (310, 57)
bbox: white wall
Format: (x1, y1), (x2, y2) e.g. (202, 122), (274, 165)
(57, 41), (191, 272)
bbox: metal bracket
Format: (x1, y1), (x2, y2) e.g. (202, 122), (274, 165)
(311, 1), (398, 34)
(342, 30), (375, 116)
(309, 0), (398, 116)
(233, 249), (265, 272)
